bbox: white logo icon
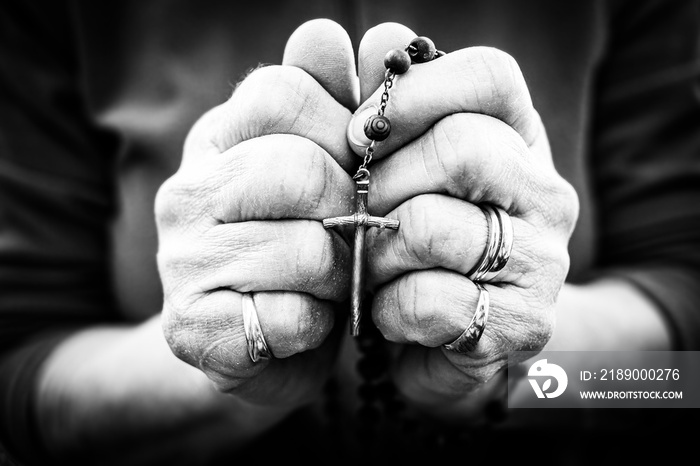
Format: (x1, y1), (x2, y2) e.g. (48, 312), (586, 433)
(528, 359), (568, 399)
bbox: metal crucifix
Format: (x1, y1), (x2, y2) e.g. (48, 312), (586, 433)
(323, 168), (399, 336)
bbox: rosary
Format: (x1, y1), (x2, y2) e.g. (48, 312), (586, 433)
(323, 36), (444, 336)
(319, 37), (511, 451)
(322, 35), (447, 449)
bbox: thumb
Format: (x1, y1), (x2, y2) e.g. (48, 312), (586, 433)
(345, 23), (417, 156)
(357, 23), (417, 103)
(282, 19), (359, 111)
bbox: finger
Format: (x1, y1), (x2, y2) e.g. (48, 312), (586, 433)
(163, 289), (339, 400)
(353, 24), (543, 160)
(156, 134), (355, 229)
(371, 269), (554, 353)
(366, 194), (545, 289)
(184, 65), (355, 172)
(357, 22), (417, 102)
(282, 19), (359, 111)
(391, 344), (505, 402)
(159, 219), (351, 302)
(366, 113), (578, 233)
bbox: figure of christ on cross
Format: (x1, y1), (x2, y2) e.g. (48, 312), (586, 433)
(323, 168), (400, 336)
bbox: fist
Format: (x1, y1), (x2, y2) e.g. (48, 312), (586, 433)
(352, 23), (579, 417)
(155, 20), (359, 406)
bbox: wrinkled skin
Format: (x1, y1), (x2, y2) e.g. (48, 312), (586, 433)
(155, 19), (578, 418)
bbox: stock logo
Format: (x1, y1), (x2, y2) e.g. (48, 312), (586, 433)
(528, 359), (568, 399)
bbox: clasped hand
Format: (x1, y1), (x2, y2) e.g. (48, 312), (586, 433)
(155, 20), (579, 418)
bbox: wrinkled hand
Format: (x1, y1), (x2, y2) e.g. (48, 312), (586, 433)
(354, 24), (579, 417)
(155, 16), (579, 421)
(155, 20), (359, 407)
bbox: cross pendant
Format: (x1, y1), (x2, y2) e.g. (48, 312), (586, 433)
(323, 168), (399, 336)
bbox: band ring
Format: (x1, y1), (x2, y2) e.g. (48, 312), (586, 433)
(241, 293), (272, 363)
(468, 204), (513, 283)
(443, 283), (490, 353)
(479, 205), (514, 282)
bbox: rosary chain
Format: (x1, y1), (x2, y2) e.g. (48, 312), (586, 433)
(358, 69), (396, 172)
(360, 142), (375, 170)
(378, 69), (396, 116)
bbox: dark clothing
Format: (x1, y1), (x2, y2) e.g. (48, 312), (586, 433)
(1, 0), (700, 464)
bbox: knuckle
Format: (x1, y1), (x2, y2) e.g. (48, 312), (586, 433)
(527, 310), (555, 351)
(461, 366), (496, 385)
(519, 239), (546, 286)
(540, 176), (580, 236)
(154, 170), (217, 232)
(526, 166), (579, 231)
(166, 294), (259, 381)
(395, 274), (430, 341)
(292, 223), (336, 282)
(524, 290), (557, 344)
(275, 295), (332, 356)
(549, 242), (572, 289)
(430, 114), (529, 205)
(230, 293), (333, 361)
(213, 135), (339, 222)
(476, 45), (517, 67)
(541, 238), (571, 283)
(427, 116), (466, 193)
(520, 232), (570, 297)
(500, 304), (554, 353)
(235, 65), (317, 137)
(154, 175), (181, 229)
(373, 279), (415, 342)
(473, 46), (524, 98)
(399, 196), (437, 264)
(183, 104), (226, 156)
(157, 240), (214, 306)
(556, 249), (572, 287)
(161, 302), (199, 366)
(444, 351), (504, 385)
(372, 285), (399, 340)
(157, 237), (201, 278)
(285, 139), (332, 215)
(559, 179), (580, 235)
(467, 47), (534, 140)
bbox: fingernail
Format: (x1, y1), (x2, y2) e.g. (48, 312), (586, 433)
(347, 106), (377, 157)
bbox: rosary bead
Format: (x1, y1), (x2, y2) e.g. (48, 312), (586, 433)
(407, 36), (437, 63)
(363, 114), (391, 141)
(384, 48), (411, 74)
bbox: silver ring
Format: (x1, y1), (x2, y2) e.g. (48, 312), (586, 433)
(468, 204), (513, 283)
(241, 293), (272, 363)
(479, 205), (514, 282)
(443, 283), (490, 353)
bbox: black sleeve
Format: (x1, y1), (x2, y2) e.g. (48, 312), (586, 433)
(593, 0), (700, 349)
(0, 1), (119, 463)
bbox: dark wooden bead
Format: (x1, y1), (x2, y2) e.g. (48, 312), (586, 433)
(363, 115), (391, 141)
(407, 36), (437, 63)
(384, 48), (411, 74)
